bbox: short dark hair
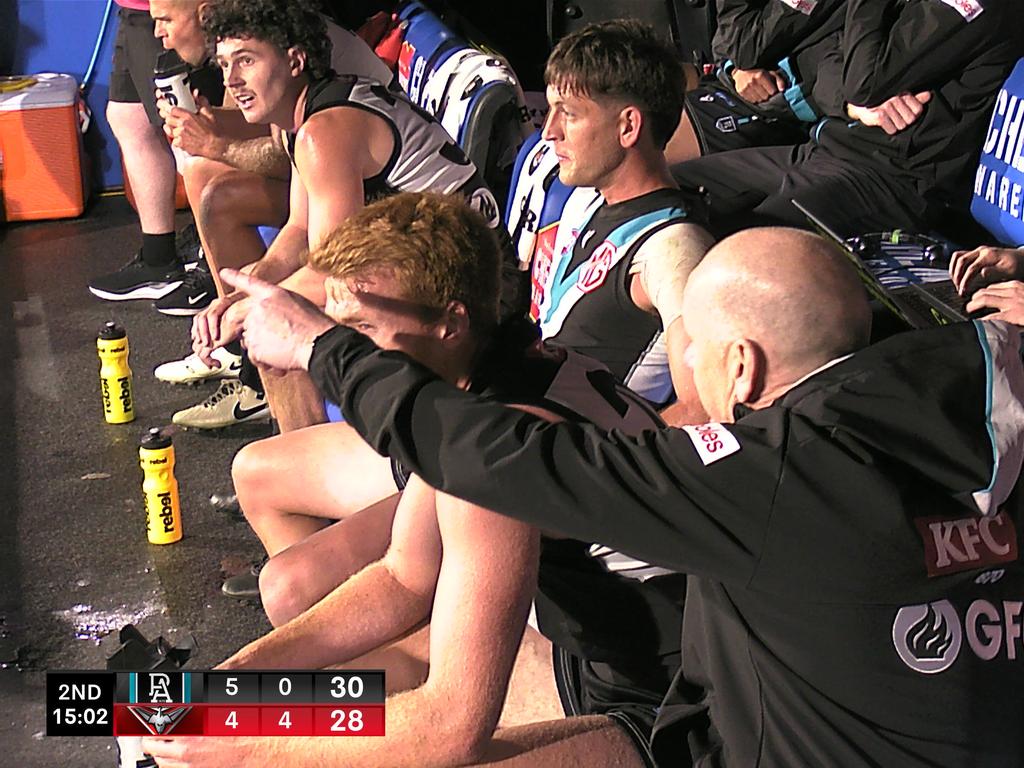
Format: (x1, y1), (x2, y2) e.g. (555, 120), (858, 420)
(202, 0), (332, 80)
(310, 192), (501, 334)
(545, 20), (684, 149)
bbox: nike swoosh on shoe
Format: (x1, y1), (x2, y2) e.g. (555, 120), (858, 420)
(232, 402), (268, 421)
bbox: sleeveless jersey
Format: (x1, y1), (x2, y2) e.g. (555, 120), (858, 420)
(534, 188), (698, 404)
(471, 320), (682, 666)
(286, 74), (526, 318)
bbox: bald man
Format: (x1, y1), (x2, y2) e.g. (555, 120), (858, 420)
(223, 227), (1024, 765)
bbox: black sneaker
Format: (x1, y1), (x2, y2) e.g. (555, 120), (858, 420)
(88, 252), (184, 301)
(222, 559), (265, 600)
(153, 261), (216, 316)
(176, 219), (202, 267)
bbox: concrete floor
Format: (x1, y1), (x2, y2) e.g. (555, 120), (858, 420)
(1, 197), (273, 766)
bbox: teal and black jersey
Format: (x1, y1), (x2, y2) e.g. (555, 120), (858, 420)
(535, 188), (701, 405)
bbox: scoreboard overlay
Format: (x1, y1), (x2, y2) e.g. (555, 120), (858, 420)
(47, 670), (385, 737)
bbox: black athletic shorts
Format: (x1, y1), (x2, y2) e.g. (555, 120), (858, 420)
(683, 83), (809, 156)
(109, 7), (224, 125)
(390, 458), (412, 491)
(553, 645), (662, 768)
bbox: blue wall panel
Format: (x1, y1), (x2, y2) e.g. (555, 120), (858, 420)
(11, 0), (123, 189)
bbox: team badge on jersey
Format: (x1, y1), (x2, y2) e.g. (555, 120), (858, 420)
(469, 188), (501, 229)
(682, 422), (741, 466)
(577, 241), (617, 293)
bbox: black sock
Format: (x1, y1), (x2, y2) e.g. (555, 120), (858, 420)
(141, 232), (179, 268)
(238, 351), (265, 394)
(224, 340), (243, 356)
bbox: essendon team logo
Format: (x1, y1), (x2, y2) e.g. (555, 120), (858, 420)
(576, 241), (617, 293)
(914, 510), (1018, 577)
(126, 705), (193, 736)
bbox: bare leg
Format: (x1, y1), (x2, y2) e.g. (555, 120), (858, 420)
(259, 265), (332, 431)
(231, 421), (397, 556)
(107, 101), (176, 235)
(474, 716), (647, 767)
(259, 369), (329, 432)
(259, 494), (400, 626)
(187, 160), (289, 296)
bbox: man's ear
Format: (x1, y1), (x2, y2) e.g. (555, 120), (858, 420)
(438, 301), (471, 341)
(287, 46), (308, 77)
(726, 337), (766, 408)
(619, 105), (644, 149)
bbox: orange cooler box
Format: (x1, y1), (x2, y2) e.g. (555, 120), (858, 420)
(0, 73), (87, 221)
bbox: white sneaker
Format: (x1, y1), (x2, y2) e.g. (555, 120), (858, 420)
(154, 347), (242, 384)
(172, 380), (270, 429)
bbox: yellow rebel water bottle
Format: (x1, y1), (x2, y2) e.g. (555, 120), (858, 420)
(97, 322), (135, 424)
(140, 427), (183, 544)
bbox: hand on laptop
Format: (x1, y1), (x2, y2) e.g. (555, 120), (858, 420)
(950, 246), (1024, 295)
(966, 281), (1024, 325)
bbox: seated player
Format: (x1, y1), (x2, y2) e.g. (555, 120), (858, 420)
(146, 0), (396, 430)
(672, 0), (1023, 237)
(665, 0), (847, 163)
(531, 20), (714, 417)
(144, 192), (682, 768)
(174, 0), (517, 436)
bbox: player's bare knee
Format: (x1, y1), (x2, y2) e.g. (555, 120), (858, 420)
(258, 556), (312, 627)
(231, 440), (275, 515)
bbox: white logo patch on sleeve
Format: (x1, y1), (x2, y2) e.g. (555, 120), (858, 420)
(939, 0), (983, 21)
(682, 422), (741, 466)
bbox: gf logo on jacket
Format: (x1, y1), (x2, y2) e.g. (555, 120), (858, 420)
(893, 598), (1024, 674)
(914, 511), (1018, 577)
(682, 422), (741, 466)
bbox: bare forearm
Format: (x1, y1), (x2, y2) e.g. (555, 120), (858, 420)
(246, 225), (309, 286)
(221, 136), (291, 179)
(222, 562), (431, 670)
(268, 684), (488, 768)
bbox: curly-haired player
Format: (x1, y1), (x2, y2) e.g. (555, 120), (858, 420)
(186, 0), (519, 435)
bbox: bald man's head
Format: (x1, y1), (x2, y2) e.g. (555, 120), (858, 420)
(151, 0), (210, 66)
(681, 227), (871, 421)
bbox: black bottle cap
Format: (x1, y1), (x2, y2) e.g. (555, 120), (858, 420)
(154, 49), (189, 78)
(140, 427), (173, 450)
(98, 321), (126, 340)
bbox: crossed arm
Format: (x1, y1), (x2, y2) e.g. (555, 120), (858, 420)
(143, 474), (540, 768)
